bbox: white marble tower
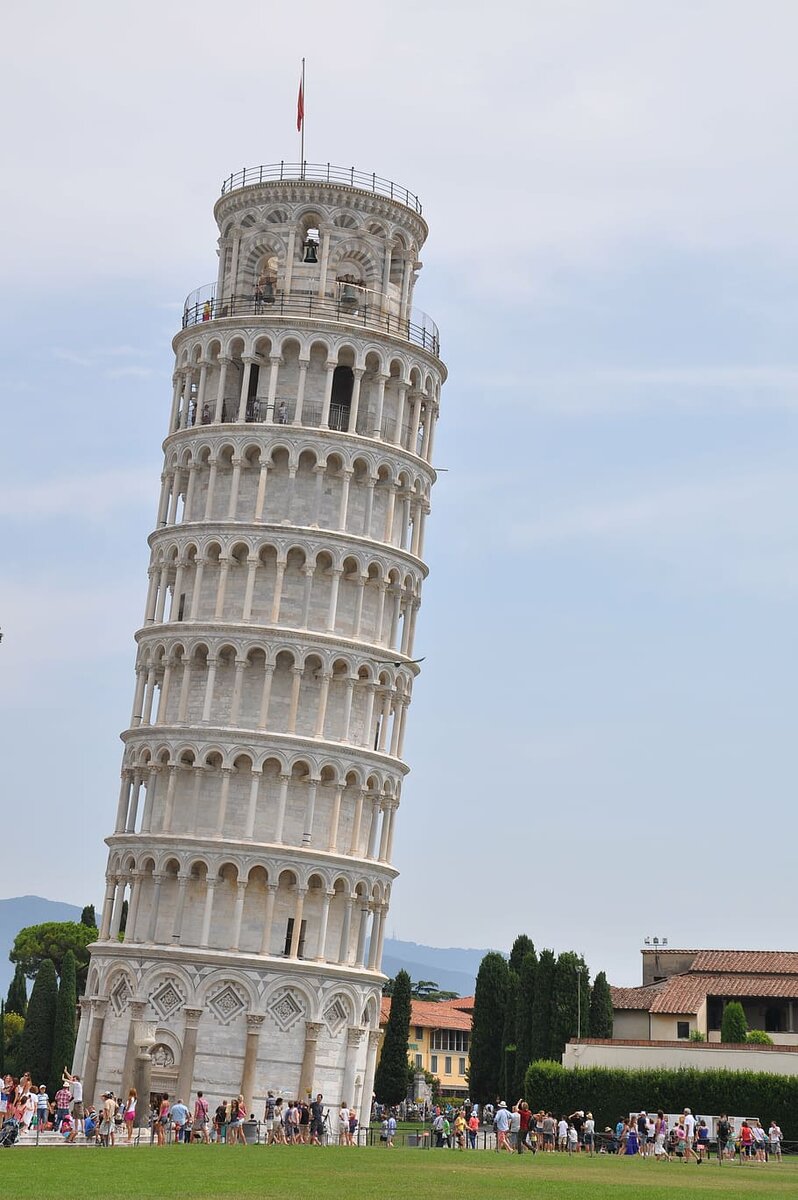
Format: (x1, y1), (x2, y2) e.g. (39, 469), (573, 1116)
(78, 163), (445, 1119)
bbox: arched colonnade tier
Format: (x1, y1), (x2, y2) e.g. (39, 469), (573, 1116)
(130, 636), (415, 754)
(114, 737), (403, 853)
(167, 333), (442, 463)
(142, 537), (423, 653)
(210, 178), (429, 339)
(98, 850), (393, 971)
(155, 438), (432, 555)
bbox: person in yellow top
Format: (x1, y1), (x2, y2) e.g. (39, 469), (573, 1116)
(453, 1111), (467, 1150)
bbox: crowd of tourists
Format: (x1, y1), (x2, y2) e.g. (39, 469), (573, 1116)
(0, 1069), (789, 1163)
(480, 1100), (784, 1163)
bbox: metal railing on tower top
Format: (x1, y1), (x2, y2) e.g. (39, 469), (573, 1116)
(220, 163), (422, 215)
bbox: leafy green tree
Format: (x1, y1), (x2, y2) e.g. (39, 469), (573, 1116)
(374, 970), (412, 1105)
(6, 963), (28, 1017)
(549, 952), (590, 1059)
(50, 950), (78, 1094)
(18, 959), (58, 1085)
(508, 934), (535, 976)
(588, 971), (614, 1038)
(469, 951), (509, 1104)
(3, 1010), (25, 1076)
(528, 949), (556, 1062)
(10, 921), (97, 992)
(80, 905), (96, 929)
(410, 980), (460, 1002)
(514, 949), (538, 1095)
(721, 1001), (748, 1044)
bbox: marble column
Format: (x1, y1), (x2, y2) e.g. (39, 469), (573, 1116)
(241, 1014), (265, 1104)
(341, 1026), (365, 1109)
(360, 1028), (382, 1129)
(177, 1008), (204, 1102)
(82, 997), (109, 1105)
(298, 1021), (323, 1098)
(120, 999), (147, 1095)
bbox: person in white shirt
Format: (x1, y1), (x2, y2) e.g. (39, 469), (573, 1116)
(338, 1103), (350, 1146)
(769, 1121), (782, 1160)
(682, 1108), (695, 1147)
(64, 1071), (84, 1133)
(567, 1123), (578, 1153)
(557, 1117), (568, 1151)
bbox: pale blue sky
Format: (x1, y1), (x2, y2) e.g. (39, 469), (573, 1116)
(1, 1), (796, 986)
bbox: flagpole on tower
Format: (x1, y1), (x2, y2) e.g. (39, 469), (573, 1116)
(297, 58), (306, 176)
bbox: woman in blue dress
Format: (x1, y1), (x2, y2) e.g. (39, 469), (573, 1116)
(625, 1119), (639, 1156)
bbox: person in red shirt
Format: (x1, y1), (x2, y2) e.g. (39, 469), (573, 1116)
(739, 1120), (754, 1161)
(518, 1101), (532, 1153)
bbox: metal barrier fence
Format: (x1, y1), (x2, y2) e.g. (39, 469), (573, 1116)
(219, 164), (423, 215)
(181, 292), (440, 358)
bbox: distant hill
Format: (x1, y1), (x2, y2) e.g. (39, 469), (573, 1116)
(381, 938), (497, 996)
(0, 896), (83, 995)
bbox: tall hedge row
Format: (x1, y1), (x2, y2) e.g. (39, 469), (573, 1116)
(524, 1060), (798, 1140)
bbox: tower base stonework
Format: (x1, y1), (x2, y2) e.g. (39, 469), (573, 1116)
(82, 946), (381, 1112)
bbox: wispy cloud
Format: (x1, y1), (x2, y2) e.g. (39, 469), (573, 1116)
(1, 468), (154, 521)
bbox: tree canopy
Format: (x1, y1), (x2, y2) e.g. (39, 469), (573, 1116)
(588, 971), (614, 1039)
(50, 950), (78, 1094)
(374, 969), (412, 1105)
(6, 963), (28, 1017)
(10, 921), (97, 988)
(721, 1001), (748, 1044)
(469, 951), (509, 1103)
(18, 959), (58, 1085)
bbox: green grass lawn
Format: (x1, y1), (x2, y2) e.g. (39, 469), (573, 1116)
(2, 1146), (797, 1200)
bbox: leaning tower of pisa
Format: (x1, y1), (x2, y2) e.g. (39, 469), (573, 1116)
(78, 163), (444, 1119)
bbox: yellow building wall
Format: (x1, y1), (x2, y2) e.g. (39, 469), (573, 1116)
(406, 1025), (470, 1094)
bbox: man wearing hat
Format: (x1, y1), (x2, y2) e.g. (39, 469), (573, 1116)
(495, 1101), (513, 1152)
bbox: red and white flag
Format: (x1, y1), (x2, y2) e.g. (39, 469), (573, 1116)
(297, 73), (304, 132)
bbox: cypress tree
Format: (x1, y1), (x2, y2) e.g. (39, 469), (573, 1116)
(549, 951), (590, 1060)
(50, 950), (78, 1094)
(18, 959), (58, 1086)
(469, 951), (509, 1104)
(721, 1001), (748, 1044)
(508, 934), (535, 976)
(374, 970), (412, 1105)
(514, 948), (538, 1095)
(588, 971), (614, 1038)
(0, 1000), (4, 1075)
(6, 963), (28, 1017)
(528, 949), (556, 1062)
(499, 970), (518, 1099)
(80, 905), (97, 929)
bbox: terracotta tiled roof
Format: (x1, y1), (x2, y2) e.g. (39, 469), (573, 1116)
(690, 950), (798, 975)
(649, 972), (798, 1014)
(610, 983), (668, 1011)
(380, 997), (472, 1030)
(445, 996), (474, 1012)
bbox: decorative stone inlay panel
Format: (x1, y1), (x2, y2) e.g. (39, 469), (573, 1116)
(323, 998), (349, 1036)
(207, 982), (247, 1026)
(109, 975), (132, 1017)
(149, 979), (186, 1020)
(151, 1043), (176, 1068)
(266, 987), (306, 1032)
